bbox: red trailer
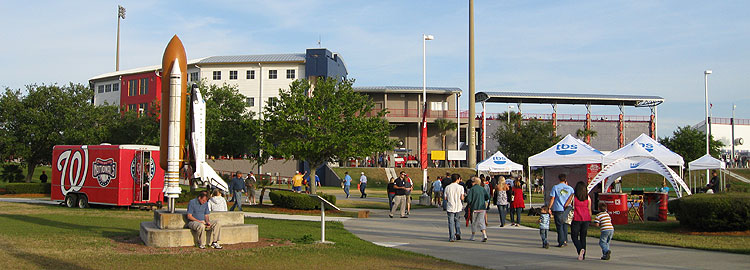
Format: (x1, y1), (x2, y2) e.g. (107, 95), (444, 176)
(51, 144), (165, 208)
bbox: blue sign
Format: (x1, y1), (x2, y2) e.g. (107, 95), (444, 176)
(630, 162), (640, 168)
(555, 144), (578, 155)
(493, 156), (507, 164)
(639, 143), (654, 152)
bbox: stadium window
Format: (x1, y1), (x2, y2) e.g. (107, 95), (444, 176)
(286, 69), (295, 79)
(105, 84), (112, 93)
(246, 97), (255, 107)
(98, 85), (104, 93)
(190, 72), (199, 82)
(268, 70), (277, 79)
(128, 80), (138, 96)
(112, 83), (119, 92)
(246, 70), (255, 79)
(139, 78), (149, 95)
(230, 70), (238, 80)
(213, 71), (221, 80)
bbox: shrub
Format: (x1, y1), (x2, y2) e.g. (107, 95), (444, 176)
(175, 189), (207, 203)
(269, 190), (336, 210)
(3, 183), (51, 194)
(1, 164), (25, 182)
(668, 193), (750, 232)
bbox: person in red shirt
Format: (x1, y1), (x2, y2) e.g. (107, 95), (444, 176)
(510, 180), (525, 226)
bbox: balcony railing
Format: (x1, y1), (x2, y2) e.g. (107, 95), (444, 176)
(373, 109), (654, 122)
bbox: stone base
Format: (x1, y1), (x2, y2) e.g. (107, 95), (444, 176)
(140, 210), (258, 247)
(418, 194), (431, 205)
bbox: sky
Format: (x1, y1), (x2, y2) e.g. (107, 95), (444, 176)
(1, 0), (748, 137)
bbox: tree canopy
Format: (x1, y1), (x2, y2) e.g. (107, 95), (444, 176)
(0, 84), (116, 182)
(197, 82), (259, 158)
(262, 78), (395, 193)
(659, 125), (724, 163)
(492, 119), (559, 167)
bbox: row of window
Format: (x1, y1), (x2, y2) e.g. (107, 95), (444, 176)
(127, 78), (149, 96)
(212, 69), (295, 80)
(126, 103), (148, 115)
(97, 83), (120, 93)
(244, 97), (280, 107)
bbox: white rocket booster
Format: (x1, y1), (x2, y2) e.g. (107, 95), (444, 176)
(164, 58), (183, 199)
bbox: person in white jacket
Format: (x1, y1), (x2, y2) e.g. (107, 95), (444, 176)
(208, 189), (228, 212)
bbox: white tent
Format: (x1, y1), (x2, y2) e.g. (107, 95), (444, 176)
(602, 141), (655, 165)
(477, 151), (523, 174)
(587, 155), (692, 198)
(629, 133), (684, 167)
(688, 154), (726, 192)
(688, 154), (726, 171)
(528, 134), (604, 168)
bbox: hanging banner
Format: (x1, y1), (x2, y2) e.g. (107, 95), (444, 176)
(586, 163), (601, 182)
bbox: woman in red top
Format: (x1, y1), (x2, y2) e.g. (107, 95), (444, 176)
(510, 180), (525, 226)
(571, 181), (592, 260)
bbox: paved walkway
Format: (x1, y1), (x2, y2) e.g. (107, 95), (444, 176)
(343, 206), (750, 270)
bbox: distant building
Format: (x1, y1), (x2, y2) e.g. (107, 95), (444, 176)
(694, 118), (750, 164)
(89, 48), (347, 116)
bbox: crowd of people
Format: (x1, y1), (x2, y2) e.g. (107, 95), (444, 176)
(389, 171), (615, 261)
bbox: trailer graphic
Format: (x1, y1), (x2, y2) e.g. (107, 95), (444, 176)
(51, 145), (165, 208)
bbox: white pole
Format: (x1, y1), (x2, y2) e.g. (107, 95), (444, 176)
(704, 70), (712, 182)
(321, 201), (325, 242)
(482, 101), (486, 160)
(423, 34), (433, 190)
(456, 94), (460, 151)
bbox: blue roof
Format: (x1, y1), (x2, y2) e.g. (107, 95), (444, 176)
(354, 86), (462, 94)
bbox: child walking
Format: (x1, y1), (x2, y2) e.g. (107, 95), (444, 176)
(538, 205), (550, 248)
(593, 202), (614, 260)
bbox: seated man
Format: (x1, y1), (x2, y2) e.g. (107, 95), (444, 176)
(187, 191), (223, 249)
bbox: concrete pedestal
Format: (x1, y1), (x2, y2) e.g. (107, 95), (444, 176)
(140, 210), (258, 247)
(418, 194), (431, 205)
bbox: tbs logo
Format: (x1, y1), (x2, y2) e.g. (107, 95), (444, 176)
(493, 156), (507, 164)
(555, 144), (578, 155)
(630, 162), (640, 168)
(639, 143), (654, 152)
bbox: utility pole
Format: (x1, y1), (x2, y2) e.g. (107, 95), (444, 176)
(116, 5), (126, 71)
(467, 0), (477, 168)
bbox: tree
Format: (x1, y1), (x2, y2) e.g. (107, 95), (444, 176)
(106, 107), (160, 145)
(197, 82), (259, 158)
(498, 110), (522, 125)
(659, 125), (724, 164)
(434, 118), (456, 152)
(576, 128), (598, 144)
(493, 119), (559, 167)
(0, 84), (114, 182)
(262, 78), (395, 194)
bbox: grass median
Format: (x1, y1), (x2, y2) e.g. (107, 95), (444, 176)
(0, 201), (479, 270)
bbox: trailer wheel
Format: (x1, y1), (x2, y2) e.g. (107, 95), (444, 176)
(77, 195), (89, 208)
(64, 194), (78, 208)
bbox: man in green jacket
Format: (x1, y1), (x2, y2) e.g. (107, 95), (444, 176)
(465, 176), (490, 242)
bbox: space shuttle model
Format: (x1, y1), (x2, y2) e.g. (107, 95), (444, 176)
(190, 85), (229, 193)
(160, 35), (227, 212)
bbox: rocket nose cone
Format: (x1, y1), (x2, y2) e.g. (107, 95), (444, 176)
(171, 58), (181, 76)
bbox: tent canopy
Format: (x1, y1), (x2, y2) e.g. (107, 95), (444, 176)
(477, 151), (523, 173)
(587, 156), (691, 197)
(602, 141), (655, 165)
(630, 133), (684, 167)
(688, 154), (726, 171)
(528, 134), (604, 168)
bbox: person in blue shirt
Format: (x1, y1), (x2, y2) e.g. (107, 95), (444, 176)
(187, 191), (223, 249)
(343, 172), (352, 198)
(228, 171), (246, 211)
(548, 174), (575, 247)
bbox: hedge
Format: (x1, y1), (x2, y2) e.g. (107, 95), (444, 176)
(1, 183), (51, 194)
(668, 192), (750, 232)
(269, 190), (336, 210)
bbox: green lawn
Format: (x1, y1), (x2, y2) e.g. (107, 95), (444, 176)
(0, 202), (479, 270)
(516, 212), (750, 254)
(0, 164), (52, 187)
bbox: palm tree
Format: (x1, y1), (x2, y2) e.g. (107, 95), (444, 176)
(576, 128), (598, 144)
(434, 119), (457, 164)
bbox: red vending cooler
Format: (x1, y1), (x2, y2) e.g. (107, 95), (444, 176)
(643, 192), (668, 221)
(51, 144), (165, 208)
(599, 193), (628, 225)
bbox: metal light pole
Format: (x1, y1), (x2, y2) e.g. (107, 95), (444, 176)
(467, 0), (477, 168)
(704, 69), (712, 182)
(116, 5), (126, 71)
(421, 34), (433, 197)
(732, 104), (736, 167)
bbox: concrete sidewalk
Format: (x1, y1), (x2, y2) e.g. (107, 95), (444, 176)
(343, 206), (750, 270)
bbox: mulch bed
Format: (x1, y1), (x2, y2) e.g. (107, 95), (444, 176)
(111, 236), (292, 254)
(0, 193), (48, 198)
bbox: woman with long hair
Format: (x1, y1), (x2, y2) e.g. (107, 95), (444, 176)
(510, 179), (525, 226)
(571, 181), (592, 260)
(494, 176), (509, 227)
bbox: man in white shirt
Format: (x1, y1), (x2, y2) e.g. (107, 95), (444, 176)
(359, 172), (368, 198)
(444, 174), (465, 242)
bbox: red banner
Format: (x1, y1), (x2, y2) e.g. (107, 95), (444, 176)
(420, 103), (428, 170)
(586, 163), (601, 183)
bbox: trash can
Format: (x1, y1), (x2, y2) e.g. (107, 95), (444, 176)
(599, 193), (628, 225)
(643, 192), (668, 221)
